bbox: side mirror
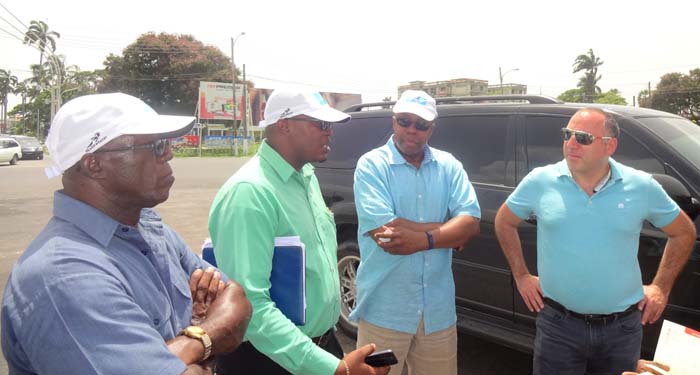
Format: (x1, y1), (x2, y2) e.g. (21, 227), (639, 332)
(652, 174), (700, 221)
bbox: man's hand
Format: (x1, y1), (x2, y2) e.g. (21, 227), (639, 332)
(372, 226), (425, 255)
(621, 359), (670, 375)
(335, 344), (390, 375)
(189, 268), (225, 325)
(514, 274), (544, 312)
(638, 284), (668, 325)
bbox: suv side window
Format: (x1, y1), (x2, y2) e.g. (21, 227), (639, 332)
(524, 115), (665, 174)
(429, 115), (510, 185)
(523, 115), (569, 171)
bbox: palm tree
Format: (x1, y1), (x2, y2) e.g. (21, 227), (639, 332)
(573, 49), (603, 102)
(23, 20), (60, 67)
(0, 69), (19, 133)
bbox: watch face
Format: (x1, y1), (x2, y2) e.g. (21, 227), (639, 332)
(185, 326), (206, 337)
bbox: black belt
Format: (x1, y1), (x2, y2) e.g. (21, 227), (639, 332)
(543, 298), (638, 325)
(312, 329), (334, 348)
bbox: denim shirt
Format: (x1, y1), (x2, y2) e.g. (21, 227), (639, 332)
(1, 191), (217, 374)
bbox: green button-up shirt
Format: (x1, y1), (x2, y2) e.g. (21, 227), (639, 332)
(209, 140), (341, 375)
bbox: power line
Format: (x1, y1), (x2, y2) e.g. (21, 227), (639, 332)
(0, 2), (27, 29)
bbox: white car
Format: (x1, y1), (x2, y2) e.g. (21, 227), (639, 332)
(0, 137), (22, 165)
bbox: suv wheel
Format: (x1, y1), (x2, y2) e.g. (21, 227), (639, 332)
(10, 154), (18, 165)
(337, 241), (360, 337)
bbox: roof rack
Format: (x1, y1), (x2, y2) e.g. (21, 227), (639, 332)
(344, 94), (562, 112)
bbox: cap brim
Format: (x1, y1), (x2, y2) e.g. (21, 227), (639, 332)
(304, 106), (351, 123)
(126, 115), (196, 138)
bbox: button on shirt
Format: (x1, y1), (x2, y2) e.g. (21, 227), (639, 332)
(506, 159), (680, 314)
(351, 136), (481, 335)
(208, 140), (341, 375)
(1, 191), (218, 375)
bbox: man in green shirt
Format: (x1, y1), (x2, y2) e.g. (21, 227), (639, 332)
(209, 88), (389, 375)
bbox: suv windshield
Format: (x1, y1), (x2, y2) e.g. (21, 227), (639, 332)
(638, 117), (700, 169)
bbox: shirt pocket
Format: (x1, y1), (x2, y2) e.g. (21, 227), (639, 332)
(132, 281), (173, 332)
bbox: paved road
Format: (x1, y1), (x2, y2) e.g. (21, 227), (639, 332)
(0, 156), (531, 374)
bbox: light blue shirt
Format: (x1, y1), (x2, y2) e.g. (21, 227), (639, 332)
(506, 158), (680, 314)
(1, 191), (218, 375)
(350, 136), (481, 335)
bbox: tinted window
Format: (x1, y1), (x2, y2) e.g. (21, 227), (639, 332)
(429, 115), (510, 185)
(638, 116), (700, 170)
(323, 116), (393, 168)
(524, 115), (664, 174)
(524, 115), (569, 171)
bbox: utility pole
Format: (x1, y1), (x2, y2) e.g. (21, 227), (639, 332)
(499, 67), (503, 95)
(231, 32), (245, 135)
(242, 64), (247, 138)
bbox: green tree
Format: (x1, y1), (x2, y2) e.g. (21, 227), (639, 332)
(99, 32), (239, 115)
(595, 89), (627, 105)
(558, 87), (626, 105)
(23, 20), (60, 69)
(0, 69), (18, 133)
(557, 88), (585, 103)
(639, 69), (700, 124)
(573, 49), (603, 102)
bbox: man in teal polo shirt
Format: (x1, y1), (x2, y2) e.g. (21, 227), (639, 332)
(495, 108), (696, 375)
(209, 88), (389, 375)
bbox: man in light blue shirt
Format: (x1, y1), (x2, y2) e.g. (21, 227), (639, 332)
(351, 90), (481, 375)
(495, 108), (696, 375)
(1, 93), (251, 374)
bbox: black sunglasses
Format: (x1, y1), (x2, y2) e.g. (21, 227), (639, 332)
(94, 138), (171, 157)
(561, 128), (613, 146)
(394, 116), (432, 131)
(287, 117), (333, 131)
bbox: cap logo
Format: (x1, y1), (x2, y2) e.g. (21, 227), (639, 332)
(313, 92), (328, 105)
(407, 96), (428, 106)
(85, 132), (107, 153)
(279, 108), (293, 119)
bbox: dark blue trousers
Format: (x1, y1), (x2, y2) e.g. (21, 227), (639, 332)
(533, 303), (642, 375)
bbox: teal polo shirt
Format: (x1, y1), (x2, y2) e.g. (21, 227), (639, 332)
(209, 140), (341, 375)
(506, 158), (680, 314)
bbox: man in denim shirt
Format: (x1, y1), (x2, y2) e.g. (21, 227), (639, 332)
(1, 93), (251, 375)
(352, 90), (481, 375)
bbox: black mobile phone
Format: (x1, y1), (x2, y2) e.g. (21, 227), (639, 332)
(364, 349), (398, 367)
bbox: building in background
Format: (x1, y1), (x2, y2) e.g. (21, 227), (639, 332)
(487, 83), (528, 95)
(398, 78), (527, 98)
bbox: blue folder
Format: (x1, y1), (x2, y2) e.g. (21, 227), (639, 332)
(269, 236), (306, 325)
(200, 237), (306, 325)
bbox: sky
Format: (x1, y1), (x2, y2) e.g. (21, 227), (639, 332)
(1, 0), (699, 110)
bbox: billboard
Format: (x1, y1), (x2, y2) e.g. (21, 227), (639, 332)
(198, 81), (244, 120)
(248, 88), (361, 126)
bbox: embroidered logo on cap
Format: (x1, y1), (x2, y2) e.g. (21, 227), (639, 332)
(407, 96), (428, 106)
(279, 108), (293, 119)
(85, 132), (107, 152)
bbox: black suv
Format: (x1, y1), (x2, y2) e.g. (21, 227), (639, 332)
(314, 95), (700, 356)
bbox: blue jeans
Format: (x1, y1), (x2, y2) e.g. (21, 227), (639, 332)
(533, 304), (642, 375)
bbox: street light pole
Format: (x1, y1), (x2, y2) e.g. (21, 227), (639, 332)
(499, 67), (519, 95)
(231, 32), (245, 135)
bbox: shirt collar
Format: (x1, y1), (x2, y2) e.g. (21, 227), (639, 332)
(258, 139), (315, 182)
(53, 190), (121, 247)
(556, 157), (624, 183)
(386, 135), (435, 166)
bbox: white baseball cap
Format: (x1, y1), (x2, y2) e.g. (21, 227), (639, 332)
(260, 88), (350, 127)
(393, 90), (438, 121)
(45, 93), (195, 178)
